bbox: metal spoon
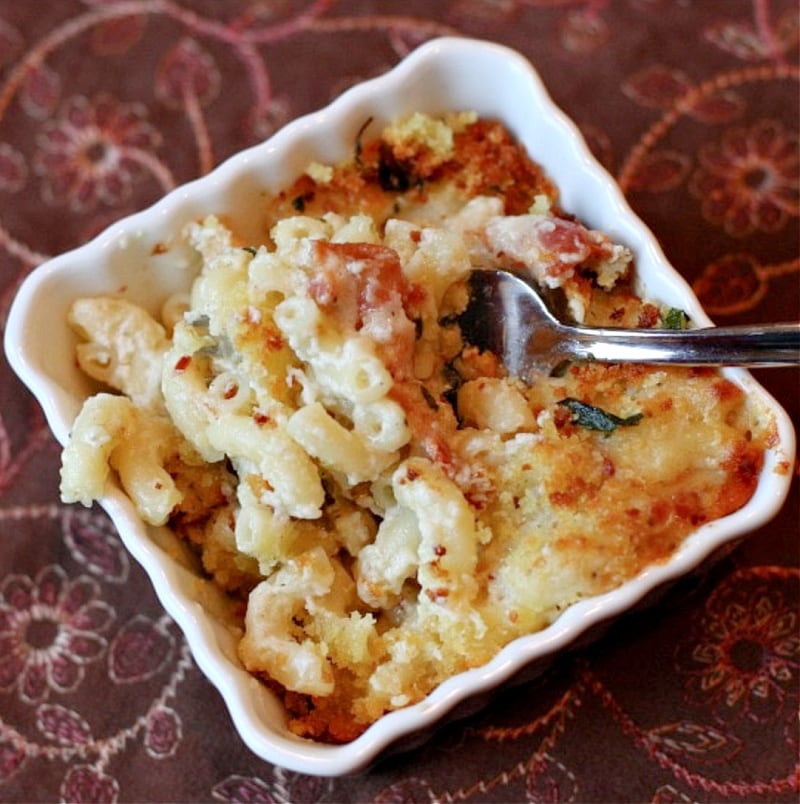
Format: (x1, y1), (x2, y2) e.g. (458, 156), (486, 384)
(458, 269), (800, 379)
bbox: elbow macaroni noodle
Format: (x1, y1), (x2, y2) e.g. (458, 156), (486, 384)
(60, 113), (772, 742)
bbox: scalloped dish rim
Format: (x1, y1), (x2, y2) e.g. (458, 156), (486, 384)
(4, 37), (795, 776)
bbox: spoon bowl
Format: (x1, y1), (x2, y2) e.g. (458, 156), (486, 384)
(458, 270), (800, 380)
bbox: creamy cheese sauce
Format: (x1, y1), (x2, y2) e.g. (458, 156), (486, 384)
(60, 113), (774, 743)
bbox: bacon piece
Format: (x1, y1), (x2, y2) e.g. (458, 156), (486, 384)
(483, 214), (628, 288)
(309, 241), (420, 380)
(307, 242), (479, 483)
(388, 381), (455, 468)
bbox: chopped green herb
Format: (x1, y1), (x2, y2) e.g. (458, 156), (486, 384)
(354, 116), (374, 169)
(292, 194), (306, 212)
(242, 246), (258, 256)
(557, 397), (643, 432)
(442, 370), (464, 427)
(442, 362), (462, 390)
(441, 363), (464, 420)
(663, 307), (689, 330)
(421, 386), (439, 411)
(378, 144), (412, 192)
(549, 360), (571, 377)
(186, 313), (210, 330)
(437, 313), (460, 328)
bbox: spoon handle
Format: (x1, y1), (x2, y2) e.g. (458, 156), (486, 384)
(565, 322), (800, 367)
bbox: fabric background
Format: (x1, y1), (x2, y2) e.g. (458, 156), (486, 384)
(0, 2), (797, 802)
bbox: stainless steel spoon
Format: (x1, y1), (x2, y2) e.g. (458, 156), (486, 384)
(458, 269), (800, 379)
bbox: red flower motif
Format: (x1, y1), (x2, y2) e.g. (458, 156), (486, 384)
(559, 9), (609, 54)
(107, 615), (174, 684)
(212, 771), (330, 803)
(0, 737), (27, 783)
(692, 252), (766, 315)
(155, 38), (220, 109)
(62, 510), (130, 584)
(36, 703), (93, 746)
(211, 775), (277, 803)
(144, 705), (182, 759)
(33, 92), (161, 211)
(0, 565), (113, 705)
(60, 764), (119, 804)
(689, 119), (799, 238)
(675, 568), (799, 724)
(0, 143), (27, 193)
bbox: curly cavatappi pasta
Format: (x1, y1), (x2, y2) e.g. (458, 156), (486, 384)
(61, 112), (775, 742)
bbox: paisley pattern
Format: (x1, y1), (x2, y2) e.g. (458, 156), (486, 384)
(0, 1), (797, 801)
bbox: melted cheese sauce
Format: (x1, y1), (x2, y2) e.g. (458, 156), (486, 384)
(63, 113), (775, 744)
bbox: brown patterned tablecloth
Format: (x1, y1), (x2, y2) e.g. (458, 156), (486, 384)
(1, 2), (798, 802)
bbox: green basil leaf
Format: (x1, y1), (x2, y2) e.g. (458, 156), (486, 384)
(354, 116), (374, 169)
(663, 307), (689, 330)
(557, 397), (643, 432)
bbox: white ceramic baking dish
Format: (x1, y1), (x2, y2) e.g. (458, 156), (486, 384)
(5, 37), (794, 775)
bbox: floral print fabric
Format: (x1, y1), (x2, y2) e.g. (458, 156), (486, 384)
(0, 1), (797, 801)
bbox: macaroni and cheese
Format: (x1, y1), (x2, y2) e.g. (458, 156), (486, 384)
(60, 113), (774, 742)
